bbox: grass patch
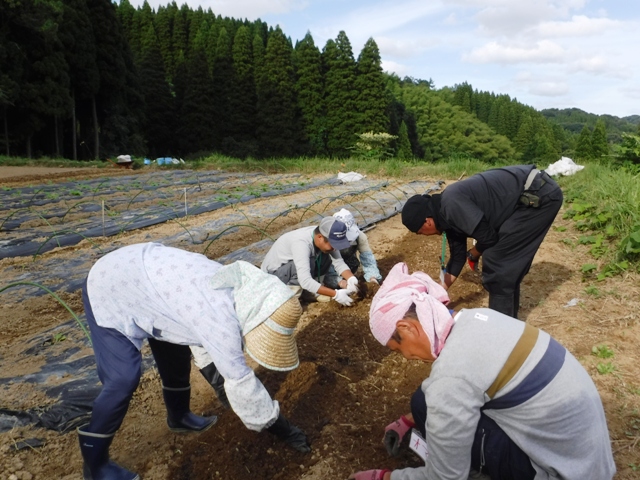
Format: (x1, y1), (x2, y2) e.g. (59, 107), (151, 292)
(187, 153), (498, 180)
(558, 160), (640, 272)
(592, 344), (614, 359)
(0, 155), (108, 169)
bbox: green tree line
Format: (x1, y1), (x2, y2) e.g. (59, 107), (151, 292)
(1, 0), (636, 164)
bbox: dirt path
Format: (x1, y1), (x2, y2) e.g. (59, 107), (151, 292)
(0, 169), (638, 480)
(0, 165), (142, 186)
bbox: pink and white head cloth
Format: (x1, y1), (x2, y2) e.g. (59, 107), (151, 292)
(369, 262), (454, 358)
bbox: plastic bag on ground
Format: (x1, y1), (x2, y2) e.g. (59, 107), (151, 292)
(338, 171), (365, 183)
(116, 155), (132, 163)
(546, 157), (584, 176)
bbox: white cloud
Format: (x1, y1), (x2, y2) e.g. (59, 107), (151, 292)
(315, 1), (444, 41)
(475, 3), (557, 37)
(535, 15), (620, 37)
(464, 40), (565, 64)
(443, 12), (459, 25)
(620, 85), (640, 100)
(528, 81), (570, 96)
(382, 60), (411, 77)
(375, 36), (438, 59)
(512, 69), (569, 97)
(567, 56), (630, 78)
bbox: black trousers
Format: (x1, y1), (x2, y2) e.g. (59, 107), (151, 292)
(410, 387), (535, 480)
(324, 245), (359, 289)
(482, 174), (563, 298)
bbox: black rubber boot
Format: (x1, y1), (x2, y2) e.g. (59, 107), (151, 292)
(267, 414), (311, 453)
(488, 293), (515, 318)
(77, 425), (140, 480)
(199, 363), (231, 409)
(162, 385), (218, 433)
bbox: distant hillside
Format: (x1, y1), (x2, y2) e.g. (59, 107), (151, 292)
(540, 108), (638, 143)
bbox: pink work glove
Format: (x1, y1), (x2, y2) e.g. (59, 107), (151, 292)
(348, 469), (391, 480)
(383, 415), (415, 456)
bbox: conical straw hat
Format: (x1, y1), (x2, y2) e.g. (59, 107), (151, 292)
(244, 296), (303, 371)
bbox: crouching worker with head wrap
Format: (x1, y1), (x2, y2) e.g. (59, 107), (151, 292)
(349, 263), (615, 480)
(79, 243), (309, 480)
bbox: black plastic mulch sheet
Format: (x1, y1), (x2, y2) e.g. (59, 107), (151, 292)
(1, 171), (342, 260)
(0, 177), (422, 304)
(0, 319), (156, 434)
(0, 176), (441, 433)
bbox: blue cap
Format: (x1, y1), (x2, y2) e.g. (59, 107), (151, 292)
(318, 217), (351, 250)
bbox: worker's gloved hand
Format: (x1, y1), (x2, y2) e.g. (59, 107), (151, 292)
(333, 289), (354, 306)
(383, 415), (415, 456)
(267, 414), (311, 453)
(466, 250), (479, 272)
(348, 469), (391, 480)
(467, 258), (479, 272)
(346, 276), (359, 294)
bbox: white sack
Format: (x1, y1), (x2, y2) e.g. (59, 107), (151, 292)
(337, 171), (365, 183)
(546, 157), (584, 176)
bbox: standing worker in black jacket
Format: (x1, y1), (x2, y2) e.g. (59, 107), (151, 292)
(401, 165), (563, 318)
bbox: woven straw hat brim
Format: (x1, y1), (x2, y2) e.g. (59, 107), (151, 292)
(270, 297), (303, 328)
(245, 325), (299, 371)
(244, 297), (302, 371)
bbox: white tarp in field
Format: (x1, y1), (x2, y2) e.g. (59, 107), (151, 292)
(338, 171), (365, 183)
(546, 157), (584, 176)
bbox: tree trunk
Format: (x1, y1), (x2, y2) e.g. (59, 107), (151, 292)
(2, 108), (9, 156)
(91, 96), (99, 159)
(54, 115), (60, 157)
(71, 91), (77, 160)
(26, 135), (32, 159)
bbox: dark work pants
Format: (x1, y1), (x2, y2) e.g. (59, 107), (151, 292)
(324, 245), (359, 289)
(268, 253), (333, 290)
(482, 175), (563, 315)
(410, 388), (535, 480)
(82, 280), (192, 435)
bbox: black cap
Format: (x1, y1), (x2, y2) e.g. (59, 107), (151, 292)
(401, 194), (436, 233)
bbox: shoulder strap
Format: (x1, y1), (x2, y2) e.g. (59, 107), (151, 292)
(485, 323), (539, 399)
(523, 168), (540, 191)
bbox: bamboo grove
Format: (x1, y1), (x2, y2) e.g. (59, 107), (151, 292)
(1, 0), (636, 162)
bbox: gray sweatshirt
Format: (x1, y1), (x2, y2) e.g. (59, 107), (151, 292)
(260, 225), (350, 293)
(391, 308), (615, 480)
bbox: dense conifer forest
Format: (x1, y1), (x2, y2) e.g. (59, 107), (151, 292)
(1, 0), (638, 162)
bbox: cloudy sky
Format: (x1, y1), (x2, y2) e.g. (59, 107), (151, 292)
(132, 0), (640, 118)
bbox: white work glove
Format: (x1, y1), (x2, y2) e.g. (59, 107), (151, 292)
(333, 289), (354, 306)
(346, 276), (359, 294)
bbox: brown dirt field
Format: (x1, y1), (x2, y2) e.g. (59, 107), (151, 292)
(1, 167), (639, 480)
(0, 165), (142, 185)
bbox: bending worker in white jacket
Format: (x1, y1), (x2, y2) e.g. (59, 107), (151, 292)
(350, 262), (615, 480)
(79, 243), (309, 480)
